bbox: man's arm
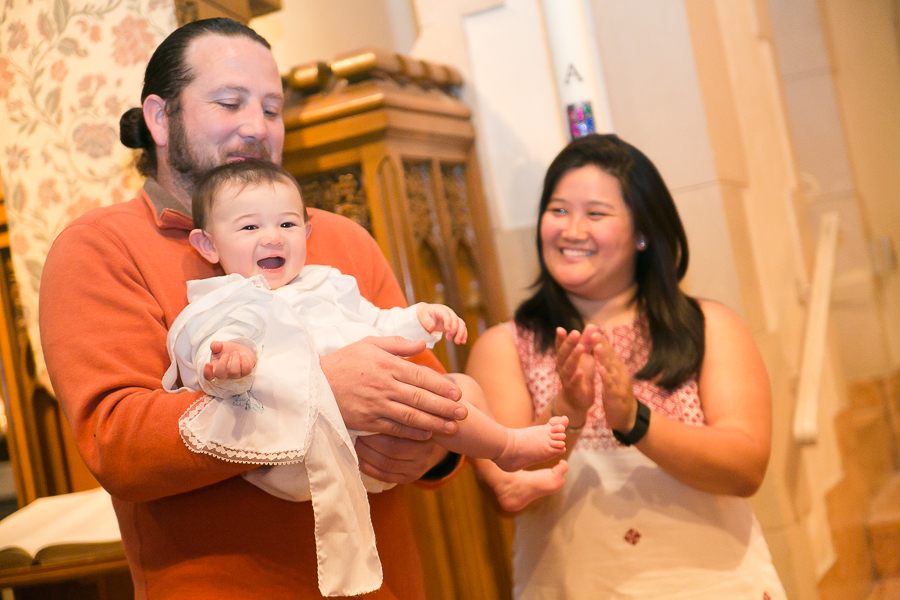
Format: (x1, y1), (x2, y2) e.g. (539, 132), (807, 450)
(40, 217), (251, 502)
(306, 209), (466, 482)
(353, 429), (459, 485)
(321, 337), (466, 438)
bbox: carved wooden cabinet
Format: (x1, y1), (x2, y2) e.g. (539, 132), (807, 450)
(174, 0), (280, 27)
(281, 49), (513, 600)
(282, 49), (506, 372)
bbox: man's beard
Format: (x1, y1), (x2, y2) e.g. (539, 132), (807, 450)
(166, 109), (272, 195)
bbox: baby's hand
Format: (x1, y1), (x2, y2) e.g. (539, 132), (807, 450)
(416, 303), (468, 344)
(203, 340), (256, 381)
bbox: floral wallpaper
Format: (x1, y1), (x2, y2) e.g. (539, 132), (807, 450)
(0, 0), (176, 391)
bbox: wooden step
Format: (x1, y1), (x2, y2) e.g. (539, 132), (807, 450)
(869, 472), (900, 579)
(866, 577), (900, 600)
(846, 379), (897, 497)
(886, 371), (900, 467)
(818, 405), (884, 600)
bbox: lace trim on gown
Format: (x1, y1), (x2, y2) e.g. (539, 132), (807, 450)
(178, 396), (308, 464)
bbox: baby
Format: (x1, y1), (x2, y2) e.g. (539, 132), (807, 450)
(163, 159), (567, 596)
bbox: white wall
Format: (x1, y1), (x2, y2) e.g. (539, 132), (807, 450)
(252, 0), (401, 73)
(411, 0), (568, 308)
(588, 0), (745, 315)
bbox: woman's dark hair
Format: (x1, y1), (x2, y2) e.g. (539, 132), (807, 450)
(515, 133), (705, 389)
(193, 158), (307, 230)
(119, 18), (271, 178)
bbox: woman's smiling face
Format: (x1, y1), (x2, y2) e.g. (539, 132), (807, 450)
(539, 165), (639, 302)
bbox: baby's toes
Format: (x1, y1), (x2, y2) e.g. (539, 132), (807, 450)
(548, 415), (568, 430)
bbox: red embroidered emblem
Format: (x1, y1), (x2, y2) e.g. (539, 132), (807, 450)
(624, 528), (641, 545)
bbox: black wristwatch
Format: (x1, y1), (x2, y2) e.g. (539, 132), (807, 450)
(612, 399), (651, 446)
(420, 452), (461, 481)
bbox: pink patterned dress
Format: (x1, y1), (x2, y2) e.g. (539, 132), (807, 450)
(508, 317), (786, 600)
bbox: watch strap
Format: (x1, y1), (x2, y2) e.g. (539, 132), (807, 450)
(612, 399), (650, 446)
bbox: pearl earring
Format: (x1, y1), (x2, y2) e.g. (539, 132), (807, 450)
(636, 236), (647, 251)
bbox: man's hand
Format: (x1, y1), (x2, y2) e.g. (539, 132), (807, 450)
(355, 434), (450, 484)
(204, 340), (256, 381)
(320, 336), (467, 440)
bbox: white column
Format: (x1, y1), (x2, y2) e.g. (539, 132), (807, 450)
(539, 0), (613, 137)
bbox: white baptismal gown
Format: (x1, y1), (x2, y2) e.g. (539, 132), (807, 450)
(162, 265), (439, 597)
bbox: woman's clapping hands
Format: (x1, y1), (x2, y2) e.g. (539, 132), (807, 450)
(554, 324), (640, 435)
(595, 332), (638, 434)
(552, 325), (601, 427)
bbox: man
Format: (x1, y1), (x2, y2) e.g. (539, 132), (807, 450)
(39, 18), (466, 599)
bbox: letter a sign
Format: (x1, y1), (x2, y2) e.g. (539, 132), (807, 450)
(564, 64), (583, 85)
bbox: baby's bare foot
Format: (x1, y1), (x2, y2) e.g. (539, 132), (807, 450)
(494, 461), (568, 512)
(494, 416), (567, 472)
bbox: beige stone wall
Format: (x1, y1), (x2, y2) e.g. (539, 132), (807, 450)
(818, 0), (900, 373)
(769, 0), (899, 384)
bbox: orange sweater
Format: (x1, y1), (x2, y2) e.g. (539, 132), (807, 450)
(39, 180), (452, 599)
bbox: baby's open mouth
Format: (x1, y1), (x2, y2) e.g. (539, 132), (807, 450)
(257, 257), (285, 270)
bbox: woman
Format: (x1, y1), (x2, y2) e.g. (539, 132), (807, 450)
(467, 134), (786, 598)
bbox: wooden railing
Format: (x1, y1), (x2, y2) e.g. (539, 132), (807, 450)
(793, 211), (840, 445)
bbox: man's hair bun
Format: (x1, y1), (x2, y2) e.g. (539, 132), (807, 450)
(119, 107), (149, 149)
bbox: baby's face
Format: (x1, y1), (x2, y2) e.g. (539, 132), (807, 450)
(205, 179), (307, 289)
